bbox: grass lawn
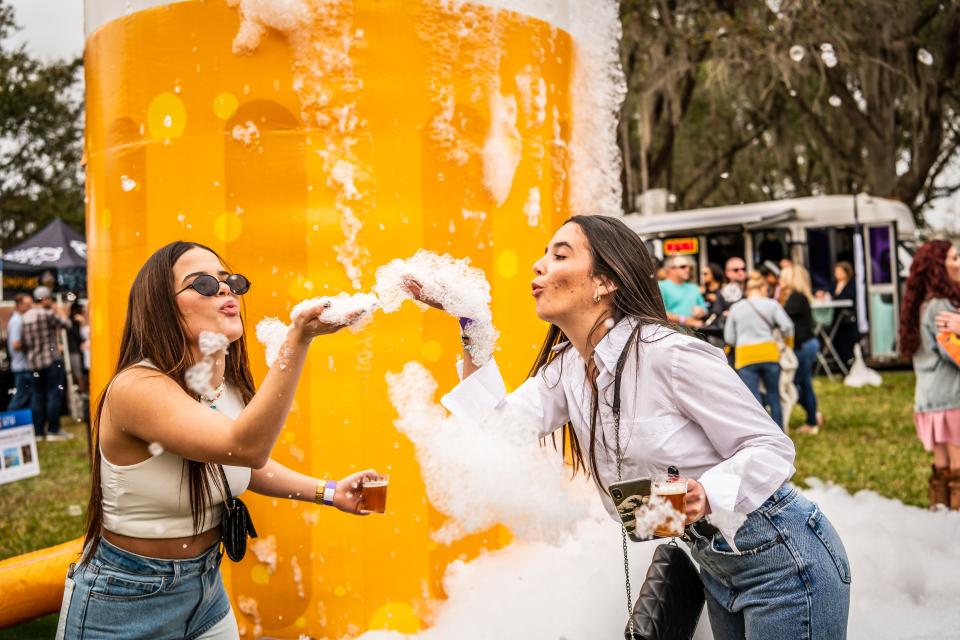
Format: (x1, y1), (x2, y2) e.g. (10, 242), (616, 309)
(0, 418), (90, 640)
(788, 370), (929, 508)
(0, 371), (930, 637)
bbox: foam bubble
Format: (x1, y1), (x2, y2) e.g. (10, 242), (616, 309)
(481, 93), (522, 207)
(374, 250), (499, 365)
(386, 361), (590, 544)
(290, 292), (380, 332)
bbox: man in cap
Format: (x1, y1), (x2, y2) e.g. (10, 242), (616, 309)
(20, 286), (73, 441)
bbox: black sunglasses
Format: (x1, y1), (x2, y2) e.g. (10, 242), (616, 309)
(176, 274), (251, 297)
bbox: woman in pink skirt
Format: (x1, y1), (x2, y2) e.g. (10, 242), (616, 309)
(899, 240), (960, 509)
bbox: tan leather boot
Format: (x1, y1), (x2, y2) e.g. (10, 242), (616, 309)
(948, 468), (960, 511)
(929, 466), (950, 509)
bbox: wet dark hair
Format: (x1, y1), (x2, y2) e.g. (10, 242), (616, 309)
(529, 215), (674, 486)
(82, 241), (256, 564)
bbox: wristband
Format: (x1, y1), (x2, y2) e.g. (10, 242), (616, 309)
(318, 480), (337, 506)
(678, 315), (686, 326)
(459, 317), (473, 330)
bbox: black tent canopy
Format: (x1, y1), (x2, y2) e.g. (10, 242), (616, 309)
(2, 219), (86, 298)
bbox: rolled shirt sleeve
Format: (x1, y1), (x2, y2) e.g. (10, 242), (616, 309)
(670, 339), (796, 533)
(441, 356), (570, 439)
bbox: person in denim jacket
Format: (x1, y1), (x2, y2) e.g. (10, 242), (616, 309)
(899, 240), (960, 510)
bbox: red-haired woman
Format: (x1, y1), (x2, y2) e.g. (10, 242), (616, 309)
(899, 240), (960, 509)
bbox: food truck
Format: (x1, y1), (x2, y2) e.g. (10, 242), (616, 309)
(622, 194), (917, 361)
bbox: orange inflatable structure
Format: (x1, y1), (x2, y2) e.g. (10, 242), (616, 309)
(1, 0), (625, 635)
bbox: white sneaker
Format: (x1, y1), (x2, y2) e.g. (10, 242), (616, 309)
(44, 432), (75, 442)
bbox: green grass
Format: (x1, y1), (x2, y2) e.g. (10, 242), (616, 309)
(0, 373), (929, 637)
(788, 370), (929, 507)
(0, 419), (91, 560)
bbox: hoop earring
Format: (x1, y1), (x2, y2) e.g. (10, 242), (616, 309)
(593, 290), (601, 303)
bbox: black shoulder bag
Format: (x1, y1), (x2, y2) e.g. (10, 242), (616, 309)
(611, 326), (705, 640)
(217, 465), (258, 562)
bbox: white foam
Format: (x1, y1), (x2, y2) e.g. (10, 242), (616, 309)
(227, 0), (312, 54)
(481, 92), (522, 207)
(566, 1), (626, 216)
(255, 317), (290, 367)
(374, 250), (499, 366)
(357, 479), (960, 639)
(386, 361), (591, 544)
(231, 120), (261, 148)
(290, 292), (380, 332)
(523, 187), (541, 227)
(228, 0), (370, 289)
(249, 534), (278, 573)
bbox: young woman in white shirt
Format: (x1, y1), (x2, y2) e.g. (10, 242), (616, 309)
(409, 215), (850, 639)
(59, 242), (379, 640)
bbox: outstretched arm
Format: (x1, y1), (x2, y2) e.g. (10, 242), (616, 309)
(108, 305), (358, 468)
(248, 459), (379, 515)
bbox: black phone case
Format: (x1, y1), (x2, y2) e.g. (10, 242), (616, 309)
(608, 477), (652, 541)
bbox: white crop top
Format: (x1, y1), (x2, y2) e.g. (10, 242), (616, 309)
(101, 361), (252, 538)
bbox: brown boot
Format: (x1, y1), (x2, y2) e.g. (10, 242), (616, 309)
(929, 466), (949, 509)
(948, 469), (960, 511)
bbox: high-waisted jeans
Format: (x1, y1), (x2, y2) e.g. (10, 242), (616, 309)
(57, 538), (231, 640)
(685, 484), (851, 640)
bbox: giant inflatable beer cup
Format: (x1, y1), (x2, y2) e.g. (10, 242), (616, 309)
(80, 0), (587, 636)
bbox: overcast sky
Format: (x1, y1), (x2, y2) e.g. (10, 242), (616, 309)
(2, 0), (956, 225)
(5, 0), (84, 61)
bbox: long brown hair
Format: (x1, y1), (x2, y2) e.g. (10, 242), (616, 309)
(82, 241), (256, 563)
(530, 215), (674, 487)
(899, 240), (960, 359)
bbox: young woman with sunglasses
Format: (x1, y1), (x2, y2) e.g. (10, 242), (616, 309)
(409, 216), (850, 639)
(59, 242), (378, 639)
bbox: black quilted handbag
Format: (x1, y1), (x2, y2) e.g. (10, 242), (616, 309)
(623, 540), (705, 640)
(218, 465), (258, 562)
(611, 325), (705, 640)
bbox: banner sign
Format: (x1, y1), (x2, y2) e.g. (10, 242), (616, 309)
(0, 410), (40, 485)
(663, 237), (699, 255)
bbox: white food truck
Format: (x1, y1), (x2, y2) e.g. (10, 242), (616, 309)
(622, 194), (916, 361)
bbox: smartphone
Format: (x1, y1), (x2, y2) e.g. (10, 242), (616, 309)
(608, 477), (652, 541)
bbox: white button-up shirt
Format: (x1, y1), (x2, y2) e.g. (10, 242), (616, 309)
(442, 318), (796, 546)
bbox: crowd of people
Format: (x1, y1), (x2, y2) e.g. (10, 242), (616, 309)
(655, 239), (960, 513)
(3, 287), (89, 440)
(1, 227), (955, 639)
(657, 253), (829, 434)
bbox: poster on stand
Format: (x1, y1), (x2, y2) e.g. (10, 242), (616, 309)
(0, 410), (40, 485)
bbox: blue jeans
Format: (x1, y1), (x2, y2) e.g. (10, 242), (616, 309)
(737, 362), (783, 429)
(686, 484), (850, 640)
(57, 538), (231, 639)
(794, 338), (820, 425)
(30, 360), (66, 435)
(6, 370), (34, 411)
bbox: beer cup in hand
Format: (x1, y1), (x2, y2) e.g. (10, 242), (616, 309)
(651, 474), (687, 537)
(360, 474), (389, 514)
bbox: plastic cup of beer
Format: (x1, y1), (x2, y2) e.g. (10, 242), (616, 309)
(651, 474), (687, 537)
(361, 474), (389, 514)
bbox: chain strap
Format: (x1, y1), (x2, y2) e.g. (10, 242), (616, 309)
(614, 404), (635, 640)
(611, 321), (642, 640)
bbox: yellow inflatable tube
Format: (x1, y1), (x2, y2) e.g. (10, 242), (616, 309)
(0, 538), (82, 627)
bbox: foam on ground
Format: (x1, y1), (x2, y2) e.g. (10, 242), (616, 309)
(358, 479), (960, 639)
